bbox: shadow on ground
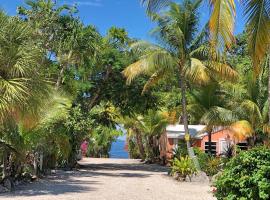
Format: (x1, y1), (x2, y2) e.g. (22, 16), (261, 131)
(78, 162), (169, 173)
(0, 159), (169, 197)
(0, 174), (99, 197)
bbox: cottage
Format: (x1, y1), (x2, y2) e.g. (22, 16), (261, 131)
(159, 124), (248, 160)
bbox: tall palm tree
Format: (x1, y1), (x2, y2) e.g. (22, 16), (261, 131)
(141, 0), (270, 124)
(142, 0), (269, 65)
(123, 1), (237, 169)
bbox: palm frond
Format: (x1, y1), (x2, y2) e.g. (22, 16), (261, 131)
(141, 0), (170, 14)
(237, 99), (263, 128)
(244, 0), (270, 74)
(184, 58), (211, 85)
(209, 0), (236, 50)
(123, 47), (175, 84)
(201, 106), (237, 126)
(207, 61), (238, 82)
(229, 120), (254, 141)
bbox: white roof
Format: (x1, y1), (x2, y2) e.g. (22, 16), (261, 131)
(166, 124), (207, 139)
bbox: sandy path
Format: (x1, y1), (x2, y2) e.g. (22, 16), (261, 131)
(0, 158), (216, 200)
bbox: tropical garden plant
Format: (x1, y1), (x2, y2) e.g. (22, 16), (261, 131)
(214, 147), (270, 200)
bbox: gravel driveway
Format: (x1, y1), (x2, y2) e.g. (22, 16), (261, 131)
(0, 158), (216, 200)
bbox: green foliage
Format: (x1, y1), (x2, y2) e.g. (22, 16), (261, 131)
(128, 138), (140, 159)
(87, 126), (122, 158)
(170, 156), (197, 180)
(194, 148), (222, 176)
(214, 147), (270, 200)
(172, 140), (188, 159)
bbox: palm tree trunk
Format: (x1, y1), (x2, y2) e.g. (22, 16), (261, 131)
(208, 129), (212, 156)
(179, 69), (201, 170)
(134, 128), (146, 160)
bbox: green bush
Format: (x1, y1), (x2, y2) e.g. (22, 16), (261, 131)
(214, 147), (270, 200)
(170, 156), (197, 181)
(194, 148), (222, 176)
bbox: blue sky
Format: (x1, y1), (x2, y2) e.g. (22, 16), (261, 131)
(1, 0), (245, 41)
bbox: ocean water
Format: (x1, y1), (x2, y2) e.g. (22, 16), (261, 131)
(109, 139), (129, 159)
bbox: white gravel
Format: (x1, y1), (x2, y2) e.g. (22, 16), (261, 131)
(0, 158), (216, 200)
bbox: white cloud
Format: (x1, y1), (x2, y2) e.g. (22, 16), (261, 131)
(69, 0), (103, 7)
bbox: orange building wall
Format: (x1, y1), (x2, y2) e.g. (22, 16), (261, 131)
(161, 129), (247, 159)
(199, 129), (246, 154)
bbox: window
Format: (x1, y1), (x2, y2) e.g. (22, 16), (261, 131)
(237, 142), (248, 150)
(204, 142), (217, 155)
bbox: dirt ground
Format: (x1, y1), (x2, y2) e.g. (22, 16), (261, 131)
(0, 158), (216, 200)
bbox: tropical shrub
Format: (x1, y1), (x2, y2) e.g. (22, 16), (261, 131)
(194, 148), (222, 176)
(204, 156), (222, 176)
(170, 156), (197, 181)
(172, 140), (188, 159)
(214, 147), (270, 200)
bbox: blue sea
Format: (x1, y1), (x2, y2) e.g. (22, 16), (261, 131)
(109, 139), (129, 159)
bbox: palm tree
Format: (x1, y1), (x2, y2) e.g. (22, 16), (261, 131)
(122, 116), (146, 160)
(201, 68), (269, 149)
(188, 83), (226, 154)
(136, 110), (168, 161)
(0, 12), (51, 178)
(0, 12), (50, 121)
(123, 1), (237, 169)
(141, 0), (270, 124)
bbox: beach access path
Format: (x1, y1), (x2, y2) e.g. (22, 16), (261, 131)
(0, 158), (216, 200)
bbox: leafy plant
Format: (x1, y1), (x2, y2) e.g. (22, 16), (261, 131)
(170, 156), (197, 181)
(172, 140), (188, 159)
(214, 147), (270, 200)
(194, 148), (222, 176)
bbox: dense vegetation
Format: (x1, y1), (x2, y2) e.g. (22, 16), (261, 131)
(214, 147), (270, 200)
(0, 0), (159, 181)
(0, 0), (269, 198)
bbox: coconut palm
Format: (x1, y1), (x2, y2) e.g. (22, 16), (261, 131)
(141, 0), (270, 125)
(142, 0), (270, 66)
(123, 1), (237, 169)
(201, 69), (269, 149)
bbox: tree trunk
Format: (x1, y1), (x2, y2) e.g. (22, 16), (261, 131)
(179, 67), (201, 170)
(55, 65), (65, 89)
(134, 128), (145, 160)
(208, 130), (212, 156)
(55, 51), (73, 89)
(33, 152), (38, 176)
(2, 149), (7, 179)
(88, 65), (112, 109)
(39, 152), (43, 172)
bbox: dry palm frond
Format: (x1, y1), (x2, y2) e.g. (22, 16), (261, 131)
(229, 120), (254, 141)
(209, 0), (236, 50)
(208, 61), (238, 82)
(243, 0), (270, 74)
(184, 58), (211, 85)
